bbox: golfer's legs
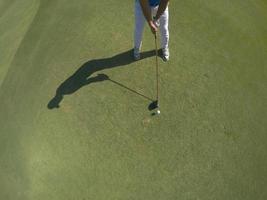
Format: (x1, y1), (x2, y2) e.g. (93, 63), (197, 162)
(159, 6), (169, 49)
(134, 1), (146, 50)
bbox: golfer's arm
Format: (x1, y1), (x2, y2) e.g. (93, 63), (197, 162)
(155, 0), (169, 20)
(139, 0), (153, 24)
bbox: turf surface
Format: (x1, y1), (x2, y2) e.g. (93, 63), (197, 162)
(0, 0), (267, 199)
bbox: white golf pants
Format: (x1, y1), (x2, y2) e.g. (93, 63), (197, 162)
(134, 0), (169, 50)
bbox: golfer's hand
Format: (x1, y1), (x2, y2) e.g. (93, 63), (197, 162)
(149, 21), (158, 34)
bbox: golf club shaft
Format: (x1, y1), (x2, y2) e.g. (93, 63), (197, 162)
(154, 33), (159, 105)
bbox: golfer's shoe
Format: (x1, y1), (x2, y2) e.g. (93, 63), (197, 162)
(133, 48), (141, 61)
(162, 48), (170, 62)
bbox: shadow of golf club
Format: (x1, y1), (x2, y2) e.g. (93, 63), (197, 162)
(47, 49), (156, 109)
(99, 74), (154, 101)
(97, 74), (159, 112)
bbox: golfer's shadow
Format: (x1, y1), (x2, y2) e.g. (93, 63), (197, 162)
(47, 49), (155, 109)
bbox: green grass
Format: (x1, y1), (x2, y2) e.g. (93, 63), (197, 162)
(0, 0), (267, 199)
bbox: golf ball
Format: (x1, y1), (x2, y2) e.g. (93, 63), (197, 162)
(157, 110), (161, 114)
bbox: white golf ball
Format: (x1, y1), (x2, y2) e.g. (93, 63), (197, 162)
(157, 110), (161, 114)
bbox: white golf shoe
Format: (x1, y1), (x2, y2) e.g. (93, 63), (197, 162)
(133, 47), (141, 61)
(162, 48), (170, 62)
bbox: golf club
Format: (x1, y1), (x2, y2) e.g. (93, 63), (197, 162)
(148, 32), (160, 115)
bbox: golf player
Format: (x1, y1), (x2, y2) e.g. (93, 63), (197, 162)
(134, 0), (170, 61)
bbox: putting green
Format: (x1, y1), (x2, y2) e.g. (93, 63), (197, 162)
(0, 0), (267, 200)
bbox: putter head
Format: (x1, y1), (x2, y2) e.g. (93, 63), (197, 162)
(148, 100), (159, 111)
